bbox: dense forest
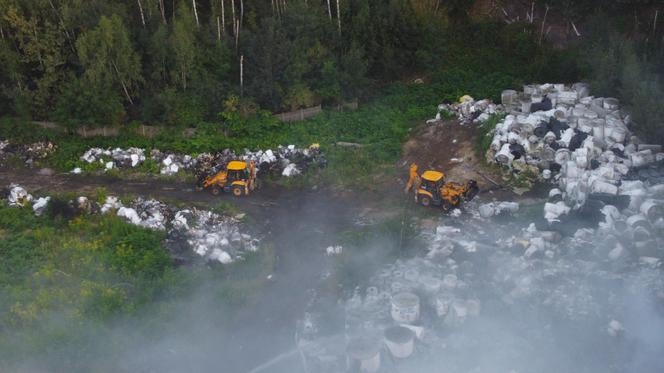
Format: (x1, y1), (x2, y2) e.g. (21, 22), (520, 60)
(0, 0), (663, 140)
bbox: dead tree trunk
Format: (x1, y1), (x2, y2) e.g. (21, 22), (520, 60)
(240, 0), (244, 30)
(221, 0), (226, 32)
(336, 0), (341, 34)
(112, 61), (135, 105)
(539, 5), (549, 45)
(217, 16), (221, 41)
(235, 19), (240, 49)
(158, 0), (167, 25)
(231, 0), (236, 34)
(326, 0), (331, 19)
(192, 0), (200, 27)
(240, 54), (244, 97)
(48, 0), (75, 53)
(137, 0), (146, 27)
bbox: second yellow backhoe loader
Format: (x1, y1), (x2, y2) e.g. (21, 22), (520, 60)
(405, 163), (479, 210)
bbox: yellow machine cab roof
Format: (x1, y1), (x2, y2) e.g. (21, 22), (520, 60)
(227, 161), (248, 171)
(421, 170), (444, 182)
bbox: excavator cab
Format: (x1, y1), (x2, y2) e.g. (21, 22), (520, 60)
(203, 160), (256, 197)
(417, 171), (445, 207)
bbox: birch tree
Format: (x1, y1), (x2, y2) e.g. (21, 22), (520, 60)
(170, 3), (196, 90)
(76, 15), (142, 105)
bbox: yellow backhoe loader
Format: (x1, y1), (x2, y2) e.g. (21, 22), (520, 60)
(202, 160), (257, 197)
(405, 163), (479, 210)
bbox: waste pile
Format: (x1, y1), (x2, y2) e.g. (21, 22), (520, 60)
(81, 147), (147, 170)
(429, 95), (503, 125)
(193, 144), (325, 180)
(7, 184), (33, 207)
(296, 208), (663, 373)
(105, 196), (259, 264)
(169, 209), (259, 264)
(0, 140), (57, 165)
(79, 144), (326, 178)
(2, 185), (258, 265)
(485, 83), (664, 236)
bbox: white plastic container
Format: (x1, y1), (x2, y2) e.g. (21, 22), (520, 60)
(640, 199), (664, 221)
(347, 337), (381, 373)
(495, 143), (515, 165)
(391, 292), (420, 324)
(384, 326), (416, 359)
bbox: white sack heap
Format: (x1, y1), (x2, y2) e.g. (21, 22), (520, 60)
(96, 196), (259, 264)
(482, 83), (664, 261)
(79, 144), (325, 177)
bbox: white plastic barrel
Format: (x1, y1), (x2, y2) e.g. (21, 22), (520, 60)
(391, 292), (420, 324)
(384, 326), (415, 359)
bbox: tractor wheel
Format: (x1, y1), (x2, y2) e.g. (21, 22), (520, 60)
(419, 196), (431, 207)
(451, 195), (461, 206)
(210, 186), (221, 196)
(232, 186), (244, 197)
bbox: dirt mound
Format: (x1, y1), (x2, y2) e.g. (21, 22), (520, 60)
(401, 119), (501, 191)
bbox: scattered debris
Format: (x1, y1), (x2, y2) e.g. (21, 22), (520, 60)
(100, 196), (123, 214)
(430, 96), (503, 125)
(0, 140), (57, 166)
(32, 196), (50, 216)
(325, 245), (343, 256)
(478, 201), (519, 218)
(176, 209), (259, 264)
(607, 320), (624, 337)
(7, 184), (33, 207)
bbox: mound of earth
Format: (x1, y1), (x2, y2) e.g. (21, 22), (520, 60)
(401, 119), (502, 191)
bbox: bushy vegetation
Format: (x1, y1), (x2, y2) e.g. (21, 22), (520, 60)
(0, 198), (274, 371)
(580, 12), (664, 144)
(475, 113), (506, 157)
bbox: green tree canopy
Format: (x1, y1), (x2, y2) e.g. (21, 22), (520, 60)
(76, 14), (142, 105)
